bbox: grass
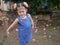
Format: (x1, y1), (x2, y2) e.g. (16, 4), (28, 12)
(49, 26), (54, 32)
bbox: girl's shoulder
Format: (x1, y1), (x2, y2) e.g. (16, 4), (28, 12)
(17, 16), (21, 21)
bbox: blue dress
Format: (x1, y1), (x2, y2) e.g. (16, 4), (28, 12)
(17, 14), (32, 45)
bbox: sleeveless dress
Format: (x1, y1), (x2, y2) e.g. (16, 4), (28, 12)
(17, 14), (32, 45)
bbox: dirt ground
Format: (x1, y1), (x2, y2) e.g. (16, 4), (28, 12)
(0, 15), (60, 45)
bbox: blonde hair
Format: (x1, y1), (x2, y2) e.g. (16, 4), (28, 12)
(23, 2), (28, 8)
(14, 3), (17, 9)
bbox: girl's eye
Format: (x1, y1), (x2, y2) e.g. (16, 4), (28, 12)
(19, 11), (24, 13)
(22, 11), (25, 12)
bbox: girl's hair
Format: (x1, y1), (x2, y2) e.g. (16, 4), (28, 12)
(17, 2), (29, 9)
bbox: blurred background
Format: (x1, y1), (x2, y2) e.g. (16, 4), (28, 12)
(0, 0), (60, 45)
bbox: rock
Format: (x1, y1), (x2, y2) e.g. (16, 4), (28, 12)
(32, 38), (36, 42)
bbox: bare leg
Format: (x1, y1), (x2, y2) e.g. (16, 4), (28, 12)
(26, 43), (28, 45)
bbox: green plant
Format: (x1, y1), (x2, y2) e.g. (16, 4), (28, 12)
(49, 26), (54, 32)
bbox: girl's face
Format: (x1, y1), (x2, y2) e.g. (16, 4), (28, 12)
(0, 11), (2, 17)
(0, 11), (1, 15)
(17, 6), (27, 16)
(2, 12), (6, 16)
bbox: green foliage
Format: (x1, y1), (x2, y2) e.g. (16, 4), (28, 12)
(5, 0), (60, 15)
(29, 0), (60, 15)
(49, 26), (54, 32)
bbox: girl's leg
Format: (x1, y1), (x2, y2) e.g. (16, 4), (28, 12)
(26, 43), (28, 45)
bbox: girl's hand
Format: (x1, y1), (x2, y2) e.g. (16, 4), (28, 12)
(7, 30), (10, 37)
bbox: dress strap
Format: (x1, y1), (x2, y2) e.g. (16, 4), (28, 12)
(26, 13), (31, 18)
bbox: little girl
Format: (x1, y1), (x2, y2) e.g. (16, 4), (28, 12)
(7, 2), (34, 45)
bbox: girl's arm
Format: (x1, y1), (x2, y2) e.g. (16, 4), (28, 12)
(28, 14), (34, 29)
(7, 18), (19, 36)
